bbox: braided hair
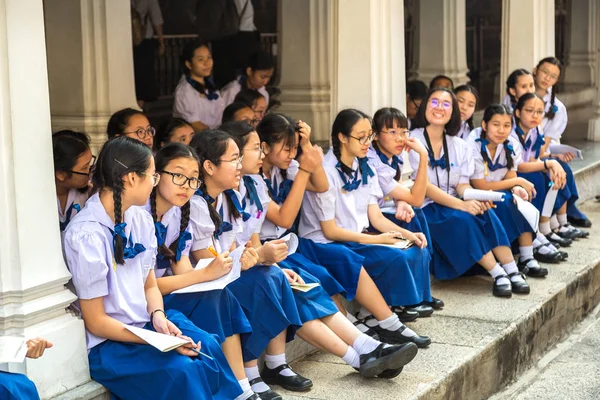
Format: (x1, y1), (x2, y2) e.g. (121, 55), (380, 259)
(505, 69), (532, 105)
(152, 142), (199, 261)
(513, 93), (545, 148)
(92, 136), (152, 264)
(534, 57), (562, 120)
(189, 130), (240, 230)
(481, 104), (515, 170)
(372, 107), (408, 181)
(331, 109), (370, 175)
(454, 84), (480, 130)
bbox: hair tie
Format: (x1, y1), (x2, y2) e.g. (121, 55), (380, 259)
(551, 104), (558, 113)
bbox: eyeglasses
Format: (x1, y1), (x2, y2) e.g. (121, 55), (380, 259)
(411, 99), (422, 109)
(538, 68), (559, 81)
(124, 126), (156, 140)
(522, 108), (545, 117)
(349, 132), (375, 145)
(68, 155), (97, 176)
(161, 170), (201, 190)
(429, 98), (452, 109)
(249, 146), (265, 156)
(151, 173), (161, 187)
(379, 129), (409, 139)
(219, 155), (244, 169)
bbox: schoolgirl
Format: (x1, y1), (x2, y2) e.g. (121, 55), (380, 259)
(146, 142), (259, 400)
(63, 136), (241, 400)
(429, 74), (454, 90)
(502, 69), (536, 110)
(221, 50), (274, 107)
(406, 80), (428, 129)
(234, 88), (268, 126)
(0, 338), (52, 400)
(454, 85), (479, 140)
(409, 88), (529, 297)
(257, 114), (436, 333)
(297, 109), (437, 339)
(533, 57), (592, 229)
(222, 102), (258, 126)
(106, 108), (155, 148)
(154, 118), (195, 150)
(368, 108), (443, 312)
(467, 104), (547, 277)
(53, 130), (93, 232)
(173, 40), (226, 131)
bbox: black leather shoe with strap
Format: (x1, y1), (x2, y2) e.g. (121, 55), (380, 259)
(248, 377), (282, 400)
(260, 364), (313, 392)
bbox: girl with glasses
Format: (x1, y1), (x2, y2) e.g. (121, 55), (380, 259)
(107, 108), (155, 149)
(297, 109), (433, 344)
(145, 142), (261, 400)
(64, 136), (239, 399)
(410, 88), (525, 297)
(174, 40), (226, 132)
(53, 130), (94, 233)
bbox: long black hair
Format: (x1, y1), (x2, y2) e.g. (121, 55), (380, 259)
(413, 88), (462, 136)
(189, 130), (240, 229)
(505, 69), (532, 105)
(454, 84), (480, 130)
(480, 104), (515, 170)
(181, 40), (217, 96)
(372, 107), (408, 181)
(331, 109), (370, 175)
(513, 92), (545, 147)
(154, 118), (193, 150)
(234, 88), (265, 109)
(151, 142), (199, 261)
(53, 130), (91, 175)
(92, 136), (153, 264)
(535, 57), (562, 120)
(255, 113), (298, 178)
(222, 102), (253, 123)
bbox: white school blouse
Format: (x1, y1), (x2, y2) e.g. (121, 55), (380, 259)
(221, 77), (270, 107)
(510, 126), (543, 162)
(259, 161), (299, 241)
(58, 189), (89, 230)
(237, 175), (271, 246)
(467, 135), (523, 183)
(189, 192), (243, 253)
(541, 88), (567, 143)
(409, 128), (474, 207)
(142, 203), (192, 278)
(63, 194), (157, 350)
(366, 146), (401, 213)
(299, 150), (383, 244)
(173, 75), (225, 129)
(457, 121), (471, 140)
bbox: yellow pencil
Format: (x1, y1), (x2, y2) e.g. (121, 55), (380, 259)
(208, 246), (219, 257)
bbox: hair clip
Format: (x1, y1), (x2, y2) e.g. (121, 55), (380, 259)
(114, 159), (129, 169)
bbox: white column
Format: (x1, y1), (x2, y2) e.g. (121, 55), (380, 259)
(414, 0), (469, 86)
(277, 0), (332, 143)
(500, 0), (555, 97)
(0, 0), (90, 398)
(587, 1), (600, 141)
(564, 0), (597, 86)
(332, 0), (407, 117)
(44, 0), (138, 153)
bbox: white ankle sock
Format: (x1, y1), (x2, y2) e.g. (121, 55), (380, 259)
(377, 313), (402, 332)
(557, 214), (568, 226)
(357, 307), (371, 320)
(235, 378), (256, 400)
(539, 221), (551, 235)
(352, 333), (380, 355)
(489, 264), (510, 286)
(502, 261), (524, 283)
(264, 353), (296, 377)
(245, 366), (270, 393)
(550, 215), (560, 230)
(346, 312), (357, 323)
(342, 346), (361, 368)
(519, 246), (534, 262)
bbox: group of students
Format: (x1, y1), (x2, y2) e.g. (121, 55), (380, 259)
(2, 54), (592, 400)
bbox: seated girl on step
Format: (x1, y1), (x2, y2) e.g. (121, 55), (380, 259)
(64, 136), (241, 400)
(106, 108), (155, 148)
(409, 87), (529, 297)
(221, 50), (273, 107)
(454, 84), (479, 140)
(154, 118), (195, 150)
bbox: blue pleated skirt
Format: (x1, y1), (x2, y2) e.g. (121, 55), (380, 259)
(88, 309), (241, 400)
(278, 259), (341, 323)
(280, 252), (346, 297)
(381, 207), (434, 257)
(492, 191), (535, 243)
(342, 242), (432, 306)
(298, 238), (363, 301)
(423, 203), (510, 280)
(0, 372), (39, 400)
(163, 288), (253, 344)
(226, 265), (302, 361)
(517, 171), (549, 213)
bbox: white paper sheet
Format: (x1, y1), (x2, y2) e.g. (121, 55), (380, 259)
(541, 186), (559, 218)
(172, 246), (245, 294)
(549, 144), (583, 160)
(514, 196), (540, 231)
(374, 239), (414, 250)
(0, 337), (28, 364)
(280, 233), (299, 255)
(462, 188), (505, 202)
(123, 325), (191, 352)
(290, 282), (320, 292)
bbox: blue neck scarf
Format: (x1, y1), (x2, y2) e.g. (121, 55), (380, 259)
(375, 146), (403, 173)
(335, 162), (361, 192)
(242, 176), (263, 212)
(264, 174), (294, 205)
(475, 138), (506, 172)
(223, 189), (251, 221)
(515, 125), (545, 158)
(215, 205), (233, 239)
(111, 222), (146, 261)
(186, 75), (219, 100)
(154, 221), (167, 247)
(427, 151), (447, 170)
(195, 188), (215, 205)
(60, 203), (81, 232)
(175, 231), (192, 261)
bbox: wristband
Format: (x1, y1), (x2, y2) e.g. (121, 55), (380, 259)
(150, 309), (166, 323)
(298, 166), (311, 174)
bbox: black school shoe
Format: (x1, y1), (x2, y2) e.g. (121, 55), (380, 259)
(508, 272), (530, 294)
(358, 343), (418, 379)
(372, 324), (431, 348)
(518, 259), (549, 278)
(261, 364), (313, 392)
(554, 228), (580, 240)
(493, 275), (512, 297)
(533, 246), (563, 264)
(403, 304), (434, 318)
(392, 307), (419, 322)
(249, 377), (282, 400)
(423, 297), (445, 309)
(564, 224), (589, 238)
(247, 394), (262, 400)
(568, 216), (592, 228)
(546, 232), (573, 247)
(353, 318), (380, 341)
